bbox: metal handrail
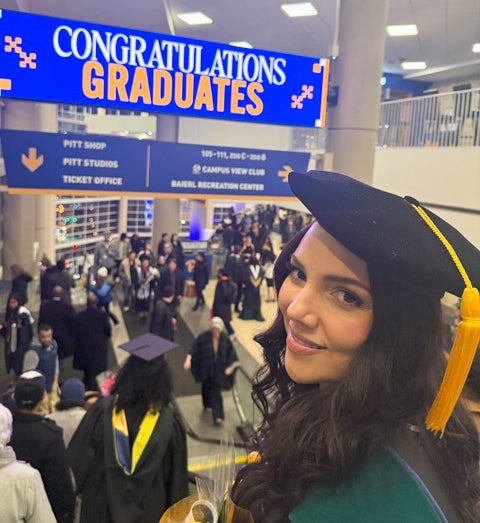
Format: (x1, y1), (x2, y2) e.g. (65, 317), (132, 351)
(378, 87), (480, 148)
(170, 362), (262, 449)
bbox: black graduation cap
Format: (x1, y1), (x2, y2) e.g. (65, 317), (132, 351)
(288, 170), (480, 436)
(118, 333), (178, 362)
(288, 170), (480, 299)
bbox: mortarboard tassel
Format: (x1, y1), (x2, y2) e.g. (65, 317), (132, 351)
(425, 286), (480, 436)
(410, 203), (480, 437)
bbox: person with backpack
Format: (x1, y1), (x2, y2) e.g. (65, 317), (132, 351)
(212, 268), (237, 340)
(92, 267), (119, 325)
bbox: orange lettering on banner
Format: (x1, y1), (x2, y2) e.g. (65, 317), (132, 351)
(230, 79), (246, 114)
(174, 72), (194, 109)
(194, 76), (214, 111)
(212, 77), (230, 112)
(83, 61), (105, 99)
(82, 63), (265, 118)
(130, 67), (151, 104)
(153, 70), (172, 105)
(108, 64), (129, 102)
(246, 82), (264, 116)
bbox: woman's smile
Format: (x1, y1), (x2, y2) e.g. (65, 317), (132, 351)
(287, 329), (326, 355)
(278, 222), (373, 384)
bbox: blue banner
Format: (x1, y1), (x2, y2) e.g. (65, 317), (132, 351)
(0, 9), (329, 128)
(0, 130), (310, 199)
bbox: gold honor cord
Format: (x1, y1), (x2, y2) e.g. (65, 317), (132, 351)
(411, 203), (480, 437)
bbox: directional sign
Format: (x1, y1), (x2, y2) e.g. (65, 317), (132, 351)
(0, 130), (311, 199)
(0, 9), (329, 128)
(21, 148), (44, 172)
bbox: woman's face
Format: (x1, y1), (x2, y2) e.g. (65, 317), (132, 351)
(278, 223), (373, 384)
(8, 297), (19, 310)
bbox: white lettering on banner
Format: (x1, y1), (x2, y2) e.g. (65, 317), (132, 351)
(62, 175), (123, 185)
(239, 183), (264, 191)
(197, 181), (239, 190)
(62, 175), (93, 184)
(62, 140), (107, 149)
(82, 159), (119, 168)
(93, 177), (123, 185)
(53, 25), (288, 85)
(171, 180), (197, 188)
(201, 166), (230, 174)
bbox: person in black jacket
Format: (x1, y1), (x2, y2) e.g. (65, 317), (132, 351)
(157, 258), (185, 317)
(149, 291), (175, 341)
(0, 294), (34, 377)
(212, 268), (237, 338)
(7, 264), (33, 312)
(192, 251), (210, 311)
(38, 285), (75, 376)
(10, 370), (75, 522)
(72, 293), (112, 390)
(183, 317), (238, 425)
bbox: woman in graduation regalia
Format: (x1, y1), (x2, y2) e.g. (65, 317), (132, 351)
(229, 171), (480, 522)
(67, 335), (189, 523)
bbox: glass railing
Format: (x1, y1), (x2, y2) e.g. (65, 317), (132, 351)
(377, 88), (480, 148)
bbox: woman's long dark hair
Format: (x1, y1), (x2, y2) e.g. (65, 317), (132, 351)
(231, 225), (480, 522)
(111, 355), (173, 413)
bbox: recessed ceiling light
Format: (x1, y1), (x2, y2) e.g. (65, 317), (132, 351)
(281, 3), (318, 18)
(473, 43), (480, 53)
(386, 24), (418, 37)
(229, 41), (253, 49)
(177, 11), (213, 26)
(401, 61), (427, 70)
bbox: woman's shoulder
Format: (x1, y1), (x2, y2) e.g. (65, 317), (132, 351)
(290, 449), (446, 523)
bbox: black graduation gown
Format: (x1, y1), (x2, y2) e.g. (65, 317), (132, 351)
(67, 397), (189, 523)
(72, 306), (111, 375)
(149, 300), (174, 341)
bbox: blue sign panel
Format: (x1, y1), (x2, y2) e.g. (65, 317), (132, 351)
(0, 130), (310, 199)
(0, 9), (329, 128)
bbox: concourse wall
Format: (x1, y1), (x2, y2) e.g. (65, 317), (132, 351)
(373, 147), (480, 247)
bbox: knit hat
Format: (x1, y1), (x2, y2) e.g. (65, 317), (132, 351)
(211, 316), (224, 330)
(14, 370), (46, 409)
(97, 266), (108, 278)
(60, 378), (85, 404)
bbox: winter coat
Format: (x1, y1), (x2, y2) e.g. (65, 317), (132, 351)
(0, 445), (56, 522)
(193, 259), (209, 290)
(10, 412), (75, 522)
(189, 330), (237, 386)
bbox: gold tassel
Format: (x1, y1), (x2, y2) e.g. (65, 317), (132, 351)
(425, 286), (480, 437)
(409, 203), (480, 437)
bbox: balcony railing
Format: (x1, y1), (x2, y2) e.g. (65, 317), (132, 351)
(377, 88), (480, 148)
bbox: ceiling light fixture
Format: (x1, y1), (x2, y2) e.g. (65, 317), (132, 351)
(473, 43), (480, 53)
(401, 61), (427, 70)
(229, 41), (253, 49)
(281, 2), (318, 18)
(177, 12), (213, 26)
(386, 24), (418, 37)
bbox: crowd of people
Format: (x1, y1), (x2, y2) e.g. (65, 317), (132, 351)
(0, 204), (296, 522)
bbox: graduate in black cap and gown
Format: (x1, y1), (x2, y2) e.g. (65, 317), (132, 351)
(228, 170), (480, 523)
(67, 333), (188, 523)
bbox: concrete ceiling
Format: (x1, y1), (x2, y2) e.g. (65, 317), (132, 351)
(1, 0), (479, 86)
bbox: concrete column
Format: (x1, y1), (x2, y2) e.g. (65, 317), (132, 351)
(151, 115), (180, 253)
(3, 101), (57, 280)
(325, 0), (388, 184)
(117, 197), (128, 234)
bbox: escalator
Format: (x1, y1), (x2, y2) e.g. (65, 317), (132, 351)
(172, 363), (262, 450)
